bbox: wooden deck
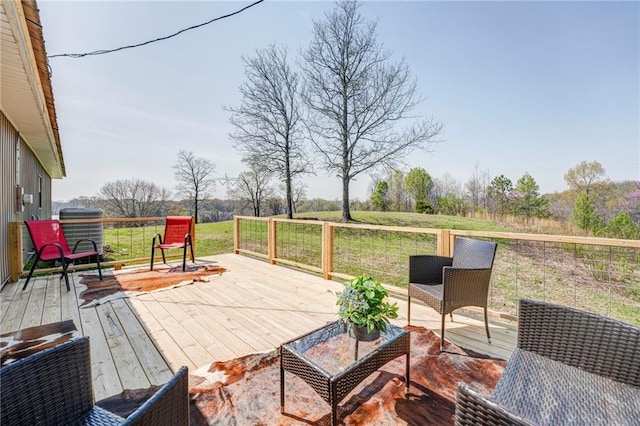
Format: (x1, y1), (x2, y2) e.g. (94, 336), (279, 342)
(0, 253), (517, 401)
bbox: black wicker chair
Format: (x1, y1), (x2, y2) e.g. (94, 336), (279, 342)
(408, 237), (497, 351)
(455, 298), (640, 425)
(0, 336), (190, 426)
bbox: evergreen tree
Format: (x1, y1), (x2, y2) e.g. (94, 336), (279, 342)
(572, 193), (602, 232)
(487, 175), (513, 215)
(511, 173), (550, 218)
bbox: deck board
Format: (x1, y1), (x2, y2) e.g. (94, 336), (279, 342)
(0, 253), (517, 402)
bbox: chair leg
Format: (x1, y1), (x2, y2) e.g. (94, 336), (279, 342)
(182, 246), (187, 272)
(484, 307), (491, 343)
(61, 260), (71, 292)
(23, 255), (40, 290)
(450, 312), (453, 321)
(407, 295), (411, 325)
(189, 242), (195, 263)
(96, 254), (103, 280)
(161, 248), (167, 265)
(440, 313), (446, 352)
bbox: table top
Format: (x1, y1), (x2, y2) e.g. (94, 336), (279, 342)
(281, 321), (408, 378)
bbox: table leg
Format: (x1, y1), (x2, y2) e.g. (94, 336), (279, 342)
(332, 402), (337, 426)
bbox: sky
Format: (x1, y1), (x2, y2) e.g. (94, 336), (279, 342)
(38, 0), (639, 202)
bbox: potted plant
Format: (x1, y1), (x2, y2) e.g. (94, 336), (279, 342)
(336, 275), (399, 341)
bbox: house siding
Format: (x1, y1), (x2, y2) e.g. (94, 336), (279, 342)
(1, 111), (53, 285)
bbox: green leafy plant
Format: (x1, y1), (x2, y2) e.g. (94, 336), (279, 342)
(336, 275), (399, 332)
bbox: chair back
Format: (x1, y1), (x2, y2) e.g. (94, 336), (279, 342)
(123, 366), (190, 425)
(1, 336), (94, 425)
(452, 237), (497, 269)
(163, 216), (193, 245)
(25, 219), (72, 259)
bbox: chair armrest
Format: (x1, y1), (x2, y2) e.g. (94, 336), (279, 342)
(455, 382), (534, 426)
(1, 336), (94, 425)
(123, 366), (189, 426)
(72, 238), (99, 254)
(442, 267), (493, 310)
(39, 242), (65, 259)
(517, 298), (640, 386)
(409, 255), (452, 284)
(152, 233), (163, 246)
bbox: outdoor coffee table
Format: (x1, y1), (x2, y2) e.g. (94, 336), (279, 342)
(280, 321), (410, 425)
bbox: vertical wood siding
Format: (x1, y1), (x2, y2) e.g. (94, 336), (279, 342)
(0, 112), (17, 286)
(1, 111), (53, 285)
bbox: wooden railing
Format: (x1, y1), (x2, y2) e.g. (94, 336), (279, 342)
(9, 217), (195, 281)
(233, 216), (640, 324)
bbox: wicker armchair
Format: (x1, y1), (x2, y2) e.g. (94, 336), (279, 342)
(0, 336), (190, 425)
(455, 298), (640, 425)
(408, 237), (497, 351)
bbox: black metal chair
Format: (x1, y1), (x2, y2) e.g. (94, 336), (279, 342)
(150, 216), (195, 272)
(408, 237), (497, 351)
(0, 336), (189, 425)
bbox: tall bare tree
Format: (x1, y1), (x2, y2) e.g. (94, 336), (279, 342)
(300, 0), (442, 221)
(98, 178), (170, 220)
(226, 44), (308, 219)
(173, 150), (216, 224)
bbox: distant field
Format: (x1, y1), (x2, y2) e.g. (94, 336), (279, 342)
(150, 211), (511, 259)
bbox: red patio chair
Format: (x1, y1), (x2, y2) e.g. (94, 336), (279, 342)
(23, 219), (103, 291)
(150, 216), (195, 271)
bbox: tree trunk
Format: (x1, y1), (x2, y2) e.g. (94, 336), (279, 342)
(342, 177), (352, 222)
(285, 157), (293, 219)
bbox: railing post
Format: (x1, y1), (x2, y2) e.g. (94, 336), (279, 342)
(437, 229), (452, 257)
(268, 218), (277, 264)
(9, 222), (23, 282)
(233, 216), (240, 254)
(322, 221), (334, 280)
(191, 215), (196, 256)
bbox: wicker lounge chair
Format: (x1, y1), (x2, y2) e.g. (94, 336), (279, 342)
(455, 298), (640, 425)
(23, 219), (103, 291)
(0, 336), (189, 425)
(408, 237), (497, 351)
(151, 216), (195, 272)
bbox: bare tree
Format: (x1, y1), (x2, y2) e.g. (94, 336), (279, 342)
(173, 150), (216, 224)
(228, 163), (274, 217)
(290, 180), (307, 214)
(226, 44), (309, 219)
(432, 173), (463, 207)
(300, 0), (442, 222)
(465, 163), (491, 210)
(98, 178), (170, 220)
